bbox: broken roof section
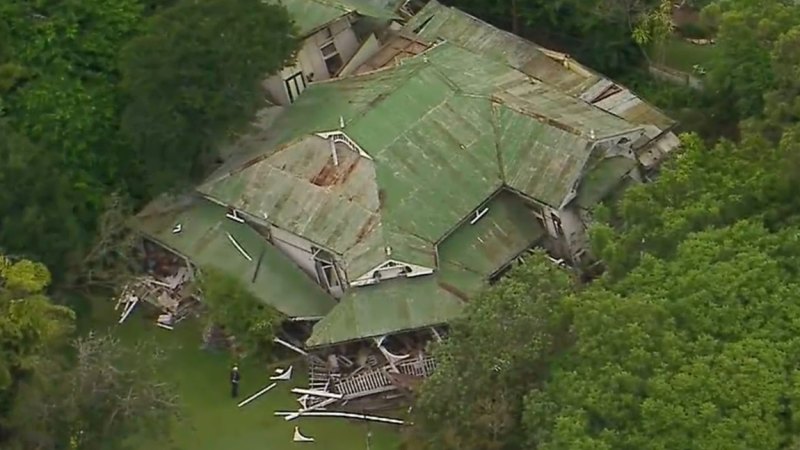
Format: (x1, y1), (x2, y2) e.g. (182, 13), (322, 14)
(132, 196), (337, 318)
(403, 0), (675, 131)
(437, 189), (545, 280)
(306, 275), (465, 348)
(199, 42), (643, 281)
(268, 0), (398, 37)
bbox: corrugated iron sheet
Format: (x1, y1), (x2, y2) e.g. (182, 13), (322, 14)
(200, 42), (649, 281)
(403, 1), (676, 131)
(132, 197), (337, 317)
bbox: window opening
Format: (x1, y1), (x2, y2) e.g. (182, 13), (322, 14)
(284, 71), (306, 103)
(551, 213), (564, 236)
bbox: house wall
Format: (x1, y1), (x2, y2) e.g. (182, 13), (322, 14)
(557, 207), (590, 262)
(269, 225), (319, 277)
(263, 15), (361, 105)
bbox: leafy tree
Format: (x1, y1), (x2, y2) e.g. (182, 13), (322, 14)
(0, 0), (144, 276)
(7, 334), (178, 450)
(703, 0), (800, 122)
(199, 268), (284, 357)
(590, 128), (799, 279)
(524, 221), (800, 450)
(0, 254), (75, 436)
(411, 252), (575, 450)
(0, 121), (95, 276)
(119, 0), (299, 194)
(444, 0), (666, 74)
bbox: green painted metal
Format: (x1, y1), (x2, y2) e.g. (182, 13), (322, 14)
(266, 0), (397, 37)
(200, 43), (642, 284)
(305, 275), (465, 348)
(437, 190), (545, 278)
(404, 0), (674, 129)
(190, 42), (658, 345)
(132, 196), (337, 318)
(574, 156), (638, 209)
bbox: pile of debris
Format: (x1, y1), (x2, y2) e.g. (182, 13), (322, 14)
(235, 361), (407, 444)
(274, 332), (441, 412)
(114, 267), (199, 329)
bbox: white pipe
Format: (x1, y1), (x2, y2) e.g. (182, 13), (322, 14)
(291, 388), (343, 399)
(285, 397), (337, 421)
(226, 232), (252, 261)
(237, 382), (277, 408)
(274, 337), (307, 355)
(274, 411), (405, 425)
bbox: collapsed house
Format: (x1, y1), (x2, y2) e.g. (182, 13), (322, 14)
(262, 0), (410, 105)
(131, 2), (680, 409)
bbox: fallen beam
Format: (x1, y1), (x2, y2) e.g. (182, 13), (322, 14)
(118, 297), (139, 324)
(237, 382), (277, 408)
(291, 388), (343, 399)
(226, 232), (252, 261)
(284, 397), (338, 421)
(274, 411), (405, 425)
(273, 337), (307, 355)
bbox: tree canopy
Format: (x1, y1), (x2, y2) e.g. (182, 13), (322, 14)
(413, 252), (575, 450)
(119, 0), (298, 194)
(0, 0), (297, 279)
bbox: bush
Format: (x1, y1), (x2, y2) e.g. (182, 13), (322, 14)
(677, 22), (713, 39)
(199, 267), (284, 357)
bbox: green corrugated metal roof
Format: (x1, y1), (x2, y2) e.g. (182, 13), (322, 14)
(266, 0), (397, 37)
(437, 190), (545, 277)
(305, 275), (465, 347)
(573, 156), (638, 209)
(200, 43), (641, 283)
(404, 0), (674, 130)
(132, 196), (337, 317)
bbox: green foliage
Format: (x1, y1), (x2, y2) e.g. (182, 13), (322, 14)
(199, 268), (284, 356)
(412, 252), (574, 450)
(590, 127), (799, 279)
(7, 334), (178, 450)
(523, 221), (800, 450)
(445, 0), (664, 74)
(0, 254), (75, 433)
(119, 0), (298, 194)
(675, 21), (714, 39)
(704, 0), (800, 122)
(0, 121), (94, 276)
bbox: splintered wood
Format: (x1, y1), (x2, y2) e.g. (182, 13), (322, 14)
(114, 266), (197, 327)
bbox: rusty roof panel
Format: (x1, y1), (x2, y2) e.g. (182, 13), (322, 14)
(200, 42), (652, 279)
(404, 1), (676, 131)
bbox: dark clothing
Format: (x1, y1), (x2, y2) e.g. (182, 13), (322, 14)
(230, 369), (241, 398)
(231, 381), (239, 398)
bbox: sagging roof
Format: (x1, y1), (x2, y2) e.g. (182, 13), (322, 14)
(403, 0), (676, 131)
(268, 0), (399, 37)
(199, 42), (643, 281)
(132, 196), (337, 318)
(305, 275), (464, 348)
(353, 33), (432, 75)
(437, 189), (545, 292)
(574, 156), (638, 209)
(306, 189), (547, 346)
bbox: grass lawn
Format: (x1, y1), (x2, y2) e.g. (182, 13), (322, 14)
(84, 301), (403, 450)
(653, 36), (718, 73)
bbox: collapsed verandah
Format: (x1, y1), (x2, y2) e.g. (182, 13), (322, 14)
(128, 195), (337, 326)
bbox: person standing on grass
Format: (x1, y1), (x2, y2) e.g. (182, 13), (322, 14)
(230, 365), (241, 398)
